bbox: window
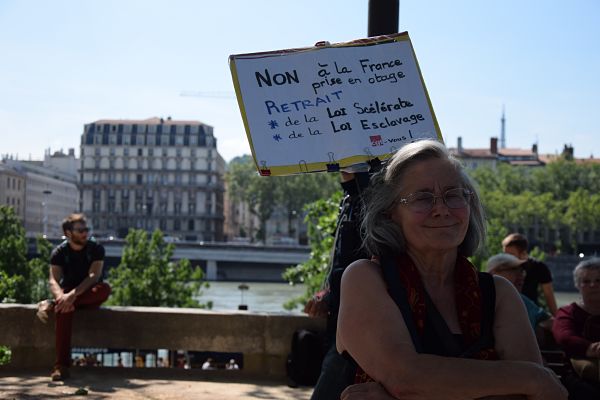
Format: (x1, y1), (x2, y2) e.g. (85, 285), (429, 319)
(188, 219), (195, 231)
(136, 174), (143, 184)
(138, 148), (143, 156)
(124, 148), (129, 156)
(174, 219), (181, 231)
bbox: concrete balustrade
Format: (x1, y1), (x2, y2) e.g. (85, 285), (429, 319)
(0, 304), (324, 380)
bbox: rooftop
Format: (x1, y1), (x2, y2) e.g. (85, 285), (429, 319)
(92, 117), (207, 126)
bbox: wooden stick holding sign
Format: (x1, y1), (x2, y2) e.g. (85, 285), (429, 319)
(229, 32), (443, 176)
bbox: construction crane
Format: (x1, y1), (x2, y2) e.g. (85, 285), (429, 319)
(179, 91), (235, 99)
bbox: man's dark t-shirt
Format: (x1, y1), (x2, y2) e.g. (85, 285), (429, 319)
(50, 240), (105, 290)
(521, 257), (552, 305)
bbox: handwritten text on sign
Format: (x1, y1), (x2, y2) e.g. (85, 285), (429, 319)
(230, 34), (441, 175)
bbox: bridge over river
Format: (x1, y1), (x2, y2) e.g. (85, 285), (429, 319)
(27, 238), (590, 288)
(27, 238), (310, 282)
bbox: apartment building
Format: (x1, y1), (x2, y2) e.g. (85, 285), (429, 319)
(79, 117), (224, 241)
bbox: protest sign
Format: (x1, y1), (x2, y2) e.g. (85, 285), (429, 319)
(229, 32), (442, 176)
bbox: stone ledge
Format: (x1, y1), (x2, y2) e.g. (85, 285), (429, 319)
(0, 304), (325, 380)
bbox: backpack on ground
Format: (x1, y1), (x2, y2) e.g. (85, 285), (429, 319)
(286, 329), (325, 387)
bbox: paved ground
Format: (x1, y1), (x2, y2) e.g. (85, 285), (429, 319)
(0, 369), (313, 400)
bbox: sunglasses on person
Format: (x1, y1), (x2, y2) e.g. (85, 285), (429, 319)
(397, 187), (473, 213)
(71, 227), (90, 233)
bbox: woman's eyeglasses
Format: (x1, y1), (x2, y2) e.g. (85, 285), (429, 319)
(397, 188), (473, 213)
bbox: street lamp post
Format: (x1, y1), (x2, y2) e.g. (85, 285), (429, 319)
(42, 189), (52, 237)
(238, 283), (249, 310)
(368, 0), (399, 37)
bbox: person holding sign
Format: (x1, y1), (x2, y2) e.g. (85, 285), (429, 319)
(336, 140), (566, 399)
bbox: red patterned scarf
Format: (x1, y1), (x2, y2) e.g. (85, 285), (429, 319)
(355, 253), (498, 383)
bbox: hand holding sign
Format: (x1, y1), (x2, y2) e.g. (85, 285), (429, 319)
(229, 32), (442, 176)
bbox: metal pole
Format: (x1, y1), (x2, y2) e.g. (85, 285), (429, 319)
(42, 189), (52, 237)
(368, 0), (399, 37)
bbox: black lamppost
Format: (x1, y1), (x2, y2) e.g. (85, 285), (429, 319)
(368, 0), (399, 37)
(238, 283), (249, 310)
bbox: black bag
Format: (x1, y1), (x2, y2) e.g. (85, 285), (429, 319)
(286, 329), (325, 387)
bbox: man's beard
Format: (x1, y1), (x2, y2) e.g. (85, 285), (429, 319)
(71, 236), (87, 247)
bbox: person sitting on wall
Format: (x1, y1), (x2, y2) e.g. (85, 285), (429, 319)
(36, 213), (111, 381)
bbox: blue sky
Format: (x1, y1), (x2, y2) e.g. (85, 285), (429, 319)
(1, 0), (598, 162)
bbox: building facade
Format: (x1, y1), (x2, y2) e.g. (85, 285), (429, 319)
(1, 150), (79, 237)
(79, 117), (225, 241)
(0, 164), (26, 221)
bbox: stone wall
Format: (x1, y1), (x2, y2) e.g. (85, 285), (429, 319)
(0, 305), (325, 380)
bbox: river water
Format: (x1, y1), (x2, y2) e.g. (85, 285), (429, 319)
(197, 281), (579, 314)
(197, 281), (308, 313)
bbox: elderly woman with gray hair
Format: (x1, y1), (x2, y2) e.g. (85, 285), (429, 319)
(553, 258), (600, 391)
(337, 139), (566, 399)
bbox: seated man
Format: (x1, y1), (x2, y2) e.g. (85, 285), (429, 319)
(37, 213), (111, 381)
(486, 253), (552, 333)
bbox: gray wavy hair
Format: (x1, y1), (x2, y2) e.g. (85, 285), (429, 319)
(361, 139), (486, 257)
(573, 258), (600, 288)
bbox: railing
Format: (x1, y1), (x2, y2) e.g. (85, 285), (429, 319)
(0, 304), (324, 380)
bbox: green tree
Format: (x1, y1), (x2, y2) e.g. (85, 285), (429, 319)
(0, 206), (28, 276)
(0, 206), (50, 303)
(226, 155), (275, 242)
(107, 229), (210, 308)
(0, 345), (10, 365)
(27, 236), (53, 301)
(226, 155), (338, 242)
(274, 173), (338, 237)
(282, 191), (342, 310)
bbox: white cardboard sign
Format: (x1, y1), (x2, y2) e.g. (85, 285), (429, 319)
(230, 33), (441, 176)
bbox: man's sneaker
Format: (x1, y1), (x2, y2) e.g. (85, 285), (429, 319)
(50, 366), (70, 381)
(36, 299), (54, 324)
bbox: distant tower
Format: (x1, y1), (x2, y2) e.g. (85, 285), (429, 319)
(500, 106), (506, 149)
